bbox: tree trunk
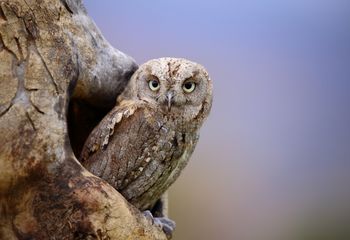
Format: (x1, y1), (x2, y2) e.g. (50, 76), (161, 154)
(0, 0), (167, 239)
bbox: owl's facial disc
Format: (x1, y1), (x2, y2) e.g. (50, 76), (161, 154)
(131, 57), (212, 119)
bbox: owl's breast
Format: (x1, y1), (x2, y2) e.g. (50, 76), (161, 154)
(118, 112), (199, 210)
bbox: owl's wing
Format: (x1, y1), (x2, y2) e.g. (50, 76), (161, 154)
(79, 100), (142, 163)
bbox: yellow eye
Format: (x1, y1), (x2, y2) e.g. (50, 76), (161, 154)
(148, 79), (160, 91)
(182, 82), (196, 93)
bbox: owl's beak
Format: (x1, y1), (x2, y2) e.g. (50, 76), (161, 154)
(166, 92), (174, 110)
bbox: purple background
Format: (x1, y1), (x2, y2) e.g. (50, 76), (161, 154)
(84, 1), (350, 239)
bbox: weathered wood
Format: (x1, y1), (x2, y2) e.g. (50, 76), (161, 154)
(0, 0), (166, 239)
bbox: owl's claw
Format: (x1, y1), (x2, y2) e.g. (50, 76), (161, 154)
(154, 217), (176, 238)
(143, 210), (176, 239)
(143, 210), (154, 223)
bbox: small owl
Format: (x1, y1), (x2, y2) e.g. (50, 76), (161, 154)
(80, 58), (212, 234)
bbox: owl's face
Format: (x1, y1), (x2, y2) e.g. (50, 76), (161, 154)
(130, 58), (212, 122)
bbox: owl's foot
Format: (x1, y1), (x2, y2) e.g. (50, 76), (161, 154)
(143, 210), (176, 239)
(154, 217), (176, 239)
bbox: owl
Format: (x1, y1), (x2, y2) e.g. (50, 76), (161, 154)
(80, 58), (213, 235)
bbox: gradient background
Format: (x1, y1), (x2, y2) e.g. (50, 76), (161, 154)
(84, 1), (350, 239)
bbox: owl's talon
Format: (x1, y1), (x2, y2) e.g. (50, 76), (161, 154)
(154, 217), (176, 229)
(143, 211), (176, 239)
(143, 210), (154, 224)
(154, 217), (176, 238)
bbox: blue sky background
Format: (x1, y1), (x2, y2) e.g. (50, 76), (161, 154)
(84, 1), (350, 239)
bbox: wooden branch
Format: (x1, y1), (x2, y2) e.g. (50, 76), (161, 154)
(0, 0), (166, 239)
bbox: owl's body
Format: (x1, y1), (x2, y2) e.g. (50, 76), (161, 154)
(80, 58), (212, 212)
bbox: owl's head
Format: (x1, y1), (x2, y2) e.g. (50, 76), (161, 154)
(124, 58), (213, 122)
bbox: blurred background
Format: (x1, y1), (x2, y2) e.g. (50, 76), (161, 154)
(84, 1), (350, 239)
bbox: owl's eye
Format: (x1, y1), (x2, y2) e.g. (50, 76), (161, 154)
(182, 82), (196, 93)
(148, 79), (160, 91)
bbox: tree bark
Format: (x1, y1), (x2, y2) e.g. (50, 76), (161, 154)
(0, 0), (167, 239)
